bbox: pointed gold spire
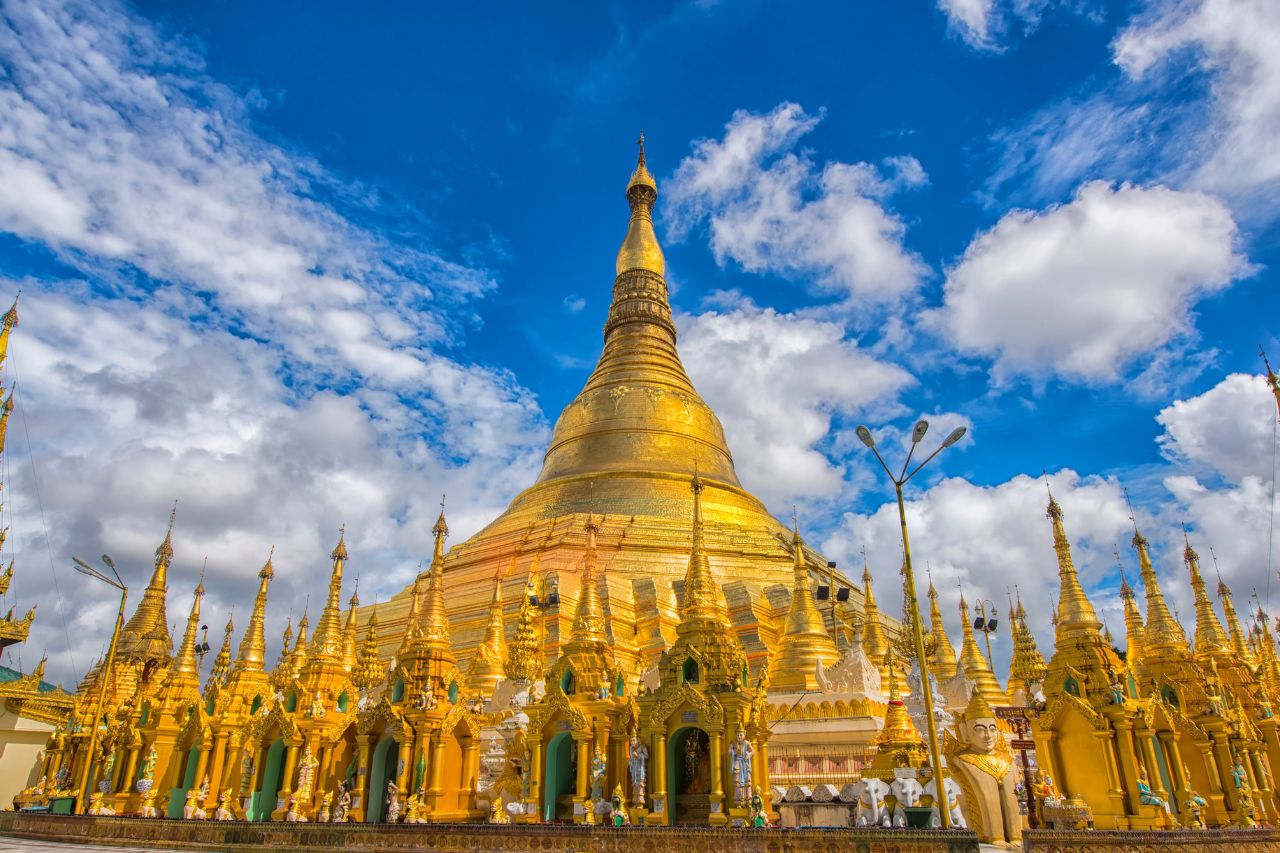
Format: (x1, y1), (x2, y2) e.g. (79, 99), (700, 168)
(1046, 489), (1102, 638)
(926, 574), (958, 681)
(0, 296), (17, 366)
(419, 504), (453, 651)
(171, 579), (205, 679)
(0, 388), (14, 459)
(271, 616), (294, 689)
(1131, 521), (1187, 655)
(1216, 564), (1255, 667)
(679, 474), (727, 626)
(1007, 589), (1047, 699)
(876, 650), (924, 749)
(958, 593), (1007, 706)
(309, 527), (348, 663)
(770, 521), (839, 691)
(860, 559), (891, 666)
(234, 548), (274, 673)
(118, 505), (178, 662)
(341, 583), (360, 673)
(617, 134), (664, 277)
(352, 605), (384, 694)
(505, 567), (543, 682)
(206, 613), (233, 693)
(569, 514), (608, 645)
(469, 564), (509, 697)
(1183, 530), (1228, 660)
(1120, 569), (1145, 667)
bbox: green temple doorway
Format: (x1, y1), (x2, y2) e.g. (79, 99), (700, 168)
(364, 735), (398, 822)
(667, 727), (710, 826)
(249, 739), (285, 821)
(543, 732), (574, 822)
(165, 747), (200, 819)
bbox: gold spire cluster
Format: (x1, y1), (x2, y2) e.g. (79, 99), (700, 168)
(926, 575), (959, 681)
(1006, 590), (1047, 698)
(770, 522), (839, 691)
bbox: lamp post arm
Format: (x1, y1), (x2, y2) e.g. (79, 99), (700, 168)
(868, 444), (897, 484)
(77, 586), (127, 814)
(904, 442), (951, 484)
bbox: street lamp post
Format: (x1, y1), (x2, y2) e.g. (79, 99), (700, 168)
(855, 419), (966, 828)
(972, 598), (999, 671)
(71, 554), (127, 815)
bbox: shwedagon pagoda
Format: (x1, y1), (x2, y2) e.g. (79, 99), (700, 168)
(4, 143), (1280, 849)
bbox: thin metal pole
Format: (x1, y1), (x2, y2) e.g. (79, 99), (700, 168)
(895, 481), (949, 828)
(77, 587), (127, 814)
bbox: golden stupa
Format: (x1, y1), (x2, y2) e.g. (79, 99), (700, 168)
(363, 139), (858, 683)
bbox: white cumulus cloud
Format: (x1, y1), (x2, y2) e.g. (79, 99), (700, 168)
(664, 103), (929, 305)
(930, 181), (1250, 383)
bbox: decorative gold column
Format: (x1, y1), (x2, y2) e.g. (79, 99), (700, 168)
(429, 733), (447, 809)
(527, 738), (543, 819)
(1111, 717), (1144, 819)
(280, 742), (300, 805)
(355, 735), (373, 821)
(1137, 729), (1169, 801)
(205, 734), (228, 807)
(1210, 733), (1237, 812)
(709, 731), (724, 805)
(462, 738), (480, 808)
(412, 729), (428, 793)
(650, 732), (667, 824)
(1158, 733), (1188, 810)
(395, 737), (411, 792)
(316, 744), (333, 804)
(193, 741), (212, 791)
(121, 747), (141, 796)
(575, 737), (589, 803)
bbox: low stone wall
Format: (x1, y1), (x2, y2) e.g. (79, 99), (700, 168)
(1023, 828), (1280, 852)
(0, 812), (980, 853)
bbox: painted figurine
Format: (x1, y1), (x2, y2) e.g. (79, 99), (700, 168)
(729, 730), (754, 807)
(628, 735), (648, 807)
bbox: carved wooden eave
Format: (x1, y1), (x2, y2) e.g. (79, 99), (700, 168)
(241, 701), (299, 745)
(0, 607), (35, 648)
(356, 695), (411, 742)
(526, 685), (590, 737)
(644, 681), (724, 732)
(439, 699), (481, 740)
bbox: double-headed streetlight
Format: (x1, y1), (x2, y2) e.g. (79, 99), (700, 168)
(972, 598), (999, 670)
(855, 419), (966, 828)
(70, 554), (127, 815)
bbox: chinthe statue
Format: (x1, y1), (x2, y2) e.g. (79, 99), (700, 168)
(944, 691), (1021, 845)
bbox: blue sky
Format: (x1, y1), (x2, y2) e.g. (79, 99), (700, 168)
(0, 0), (1277, 685)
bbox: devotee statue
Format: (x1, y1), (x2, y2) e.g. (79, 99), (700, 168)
(331, 781), (351, 823)
(296, 745), (319, 806)
(944, 690), (1021, 845)
(729, 730), (754, 807)
(628, 735), (648, 807)
(1136, 772), (1167, 810)
(590, 745), (607, 802)
(385, 780), (401, 823)
(748, 786), (769, 827)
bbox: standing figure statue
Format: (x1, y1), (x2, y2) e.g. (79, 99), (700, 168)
(627, 735), (649, 808)
(590, 745), (607, 802)
(385, 780), (402, 823)
(331, 781), (352, 823)
(729, 730), (754, 808)
(295, 745), (319, 806)
(140, 746), (157, 784)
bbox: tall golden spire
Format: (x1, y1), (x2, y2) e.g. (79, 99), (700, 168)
(118, 505), (178, 661)
(352, 606), (385, 694)
(234, 548), (274, 673)
(0, 297), (17, 365)
(926, 574), (958, 681)
(291, 610), (310, 677)
(860, 559), (891, 666)
(0, 388), (14, 459)
(1119, 570), (1145, 668)
(679, 475), (727, 627)
(1183, 531), (1228, 660)
(505, 570), (543, 682)
(420, 507), (453, 651)
(341, 584), (359, 673)
(171, 578), (204, 679)
(1046, 490), (1102, 638)
(310, 527), (348, 663)
(270, 616), (294, 689)
(1216, 568), (1255, 666)
(569, 515), (608, 645)
(206, 613), (233, 693)
(469, 566), (509, 697)
(617, 133), (664, 278)
(1131, 523), (1187, 655)
(770, 521), (839, 691)
(958, 593), (1008, 706)
(1007, 589), (1047, 699)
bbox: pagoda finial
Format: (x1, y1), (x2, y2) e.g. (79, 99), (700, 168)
(618, 134), (664, 276)
(0, 295), (18, 367)
(469, 561), (510, 697)
(958, 592), (1008, 706)
(1262, 345), (1280, 422)
(420, 506), (453, 651)
(171, 579), (205, 678)
(310, 526), (349, 664)
(926, 570), (958, 681)
(569, 513), (607, 644)
(860, 560), (891, 665)
(770, 515), (839, 691)
(505, 562), (543, 682)
(1046, 489), (1103, 638)
(206, 612), (233, 692)
(233, 548), (275, 673)
(1182, 525), (1229, 660)
(679, 473), (724, 625)
(1130, 511), (1187, 654)
(352, 603), (384, 694)
(1213, 554), (1255, 666)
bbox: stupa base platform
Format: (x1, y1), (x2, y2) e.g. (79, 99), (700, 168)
(1023, 828), (1280, 851)
(0, 812), (980, 853)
